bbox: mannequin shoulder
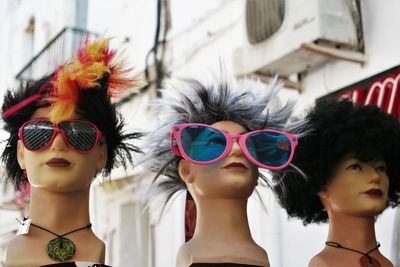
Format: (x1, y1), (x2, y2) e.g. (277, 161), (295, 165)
(308, 248), (338, 267)
(40, 262), (111, 267)
(5, 235), (37, 266)
(75, 231), (106, 261)
(253, 244), (269, 264)
(175, 241), (269, 267)
(308, 255), (330, 267)
(176, 244), (193, 267)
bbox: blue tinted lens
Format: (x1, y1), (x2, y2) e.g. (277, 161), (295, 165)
(181, 126), (226, 162)
(246, 132), (291, 167)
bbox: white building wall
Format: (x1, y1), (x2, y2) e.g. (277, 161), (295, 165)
(0, 0), (77, 91)
(0, 0), (10, 94)
(87, 0), (157, 72)
(167, 0), (243, 74)
(299, 0), (400, 107)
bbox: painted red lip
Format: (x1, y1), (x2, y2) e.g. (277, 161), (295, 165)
(364, 189), (383, 197)
(224, 162), (248, 170)
(46, 158), (71, 168)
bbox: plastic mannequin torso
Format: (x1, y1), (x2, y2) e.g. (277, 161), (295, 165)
(176, 241), (269, 267)
(190, 263), (264, 267)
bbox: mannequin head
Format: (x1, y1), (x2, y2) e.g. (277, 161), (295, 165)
(140, 72), (298, 204)
(177, 121), (259, 201)
(318, 154), (389, 219)
(2, 38), (142, 192)
(15, 106), (108, 193)
(273, 98), (400, 224)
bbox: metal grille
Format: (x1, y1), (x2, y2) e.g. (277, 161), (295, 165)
(16, 27), (97, 82)
(246, 0), (285, 45)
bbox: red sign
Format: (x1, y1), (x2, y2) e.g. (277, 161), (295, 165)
(333, 69), (400, 121)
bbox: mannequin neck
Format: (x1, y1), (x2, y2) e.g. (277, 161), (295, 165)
(177, 196), (269, 267)
(192, 197), (253, 243)
(28, 185), (91, 233)
(326, 210), (379, 252)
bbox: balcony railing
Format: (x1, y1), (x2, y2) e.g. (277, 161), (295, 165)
(16, 27), (97, 82)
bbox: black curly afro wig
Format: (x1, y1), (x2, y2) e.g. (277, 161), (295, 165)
(1, 74), (141, 191)
(272, 98), (400, 225)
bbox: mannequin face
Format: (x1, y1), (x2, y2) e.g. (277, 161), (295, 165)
(17, 107), (107, 193)
(178, 121), (259, 200)
(319, 155), (389, 218)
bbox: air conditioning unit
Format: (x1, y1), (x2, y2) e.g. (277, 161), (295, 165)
(234, 0), (365, 78)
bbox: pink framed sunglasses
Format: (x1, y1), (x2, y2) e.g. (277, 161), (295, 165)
(18, 119), (103, 154)
(170, 123), (298, 170)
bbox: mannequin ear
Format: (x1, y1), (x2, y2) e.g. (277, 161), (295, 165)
(178, 159), (194, 184)
(96, 143), (108, 171)
(317, 187), (329, 199)
(254, 168), (259, 186)
(17, 140), (26, 170)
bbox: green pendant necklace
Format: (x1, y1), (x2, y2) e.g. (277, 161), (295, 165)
(30, 221), (92, 262)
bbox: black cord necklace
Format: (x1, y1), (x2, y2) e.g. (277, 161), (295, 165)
(20, 218), (91, 262)
(325, 241), (382, 267)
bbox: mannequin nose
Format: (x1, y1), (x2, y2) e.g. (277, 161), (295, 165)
(367, 165), (383, 184)
(50, 132), (68, 152)
(229, 140), (244, 157)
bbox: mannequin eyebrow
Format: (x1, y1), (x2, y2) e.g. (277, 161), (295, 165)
(369, 158), (386, 164)
(31, 116), (48, 119)
(220, 130), (247, 135)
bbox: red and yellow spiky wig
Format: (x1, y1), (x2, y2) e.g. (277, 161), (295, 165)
(1, 37), (145, 190)
(50, 38), (141, 123)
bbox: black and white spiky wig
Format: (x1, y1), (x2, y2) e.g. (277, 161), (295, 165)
(139, 71), (298, 203)
(272, 98), (400, 225)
